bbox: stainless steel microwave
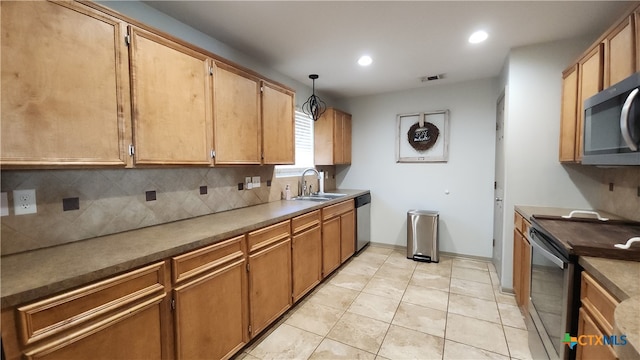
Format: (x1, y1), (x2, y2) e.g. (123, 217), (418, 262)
(582, 72), (640, 165)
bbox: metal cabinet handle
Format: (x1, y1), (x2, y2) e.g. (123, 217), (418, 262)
(620, 88), (639, 151)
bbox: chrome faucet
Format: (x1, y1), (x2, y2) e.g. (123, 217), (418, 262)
(299, 168), (320, 196)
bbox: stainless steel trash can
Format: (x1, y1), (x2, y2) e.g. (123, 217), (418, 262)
(407, 210), (439, 263)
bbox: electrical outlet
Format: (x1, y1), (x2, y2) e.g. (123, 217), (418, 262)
(252, 176), (260, 188)
(245, 177), (252, 189)
(13, 189), (37, 215)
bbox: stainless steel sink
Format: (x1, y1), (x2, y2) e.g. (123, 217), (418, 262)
(317, 193), (347, 199)
(293, 193), (347, 202)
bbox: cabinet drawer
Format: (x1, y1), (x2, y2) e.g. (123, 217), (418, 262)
(580, 272), (619, 335)
(248, 220), (290, 253)
(522, 218), (530, 237)
(514, 212), (524, 233)
(322, 200), (354, 221)
(172, 235), (245, 284)
(17, 262), (166, 346)
(292, 210), (320, 234)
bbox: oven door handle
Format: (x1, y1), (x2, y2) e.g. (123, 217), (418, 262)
(528, 231), (566, 269)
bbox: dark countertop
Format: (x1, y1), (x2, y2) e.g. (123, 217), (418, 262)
(515, 205), (639, 359)
(1, 189), (369, 309)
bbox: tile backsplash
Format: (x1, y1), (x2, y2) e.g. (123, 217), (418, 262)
(597, 167), (640, 222)
(1, 166), (336, 255)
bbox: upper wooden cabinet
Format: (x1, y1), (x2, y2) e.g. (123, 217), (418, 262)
(576, 44), (604, 163)
(0, 1), (130, 167)
(559, 4), (638, 163)
(559, 64), (579, 163)
(604, 14), (636, 87)
(315, 108), (352, 165)
(261, 81), (295, 165)
(129, 26), (213, 166)
(213, 62), (262, 165)
(1, 1), (296, 169)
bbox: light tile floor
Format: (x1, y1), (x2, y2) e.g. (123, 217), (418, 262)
(236, 245), (533, 360)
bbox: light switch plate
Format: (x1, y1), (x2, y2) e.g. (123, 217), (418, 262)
(252, 176), (260, 188)
(1, 192), (8, 216)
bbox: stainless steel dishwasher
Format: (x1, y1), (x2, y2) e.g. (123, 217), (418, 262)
(354, 193), (371, 254)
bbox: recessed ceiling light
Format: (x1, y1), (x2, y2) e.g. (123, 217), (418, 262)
(358, 55), (373, 66)
(468, 30), (488, 44)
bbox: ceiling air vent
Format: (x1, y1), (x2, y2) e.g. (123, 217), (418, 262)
(420, 74), (445, 82)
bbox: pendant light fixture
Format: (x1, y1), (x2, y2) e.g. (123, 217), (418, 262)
(302, 74), (327, 122)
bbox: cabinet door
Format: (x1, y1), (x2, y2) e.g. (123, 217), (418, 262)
(213, 62), (261, 164)
(1, 1), (129, 167)
(292, 225), (322, 302)
(262, 81), (295, 165)
(129, 27), (213, 165)
(559, 64), (579, 163)
(172, 236), (248, 360)
(520, 235), (531, 311)
(248, 239), (292, 336)
(342, 113), (353, 164)
(173, 258), (247, 360)
(314, 109), (336, 165)
(340, 210), (355, 263)
(333, 112), (345, 164)
(513, 229), (523, 306)
(605, 15), (636, 87)
(24, 305), (163, 360)
(577, 44), (604, 162)
(322, 216), (342, 277)
(576, 308), (618, 360)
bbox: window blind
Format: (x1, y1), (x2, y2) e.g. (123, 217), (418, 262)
(275, 110), (314, 177)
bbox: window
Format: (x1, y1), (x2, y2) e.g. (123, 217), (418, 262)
(275, 110), (314, 177)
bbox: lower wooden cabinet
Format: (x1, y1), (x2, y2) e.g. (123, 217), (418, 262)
(513, 211), (531, 309)
(576, 272), (620, 360)
(291, 210), (322, 302)
(322, 200), (356, 277)
(172, 235), (248, 360)
(247, 221), (292, 337)
(1, 262), (168, 360)
(1, 200), (364, 360)
(340, 210), (356, 263)
(322, 216), (342, 276)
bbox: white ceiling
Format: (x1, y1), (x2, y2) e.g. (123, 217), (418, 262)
(142, 1), (634, 99)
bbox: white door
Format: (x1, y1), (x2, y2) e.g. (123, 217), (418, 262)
(492, 92), (506, 280)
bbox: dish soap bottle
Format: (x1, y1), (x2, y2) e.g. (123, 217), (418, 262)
(284, 184), (291, 200)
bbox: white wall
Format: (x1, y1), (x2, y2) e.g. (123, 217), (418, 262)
(499, 38), (602, 289)
(338, 78), (499, 258)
